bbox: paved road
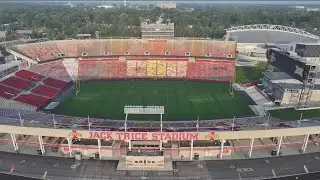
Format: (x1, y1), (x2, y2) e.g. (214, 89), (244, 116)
(0, 151), (320, 179)
(0, 173), (40, 180)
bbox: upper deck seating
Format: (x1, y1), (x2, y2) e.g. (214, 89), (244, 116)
(16, 42), (60, 61)
(56, 40), (78, 57)
(77, 40), (92, 56)
(11, 39), (236, 62)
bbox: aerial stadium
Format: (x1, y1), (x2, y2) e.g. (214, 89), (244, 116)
(0, 36), (320, 179)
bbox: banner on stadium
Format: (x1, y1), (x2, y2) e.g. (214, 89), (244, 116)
(88, 131), (199, 141)
(68, 130), (218, 141)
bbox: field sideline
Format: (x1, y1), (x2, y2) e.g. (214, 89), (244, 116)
(54, 80), (254, 120)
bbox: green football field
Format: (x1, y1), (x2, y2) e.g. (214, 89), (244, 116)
(268, 108), (320, 121)
(236, 62), (267, 83)
(54, 80), (254, 120)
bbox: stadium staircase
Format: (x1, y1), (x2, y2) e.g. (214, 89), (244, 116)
(29, 60), (72, 82)
(63, 58), (78, 81)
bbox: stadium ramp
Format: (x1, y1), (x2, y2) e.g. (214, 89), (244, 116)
(63, 58), (78, 81)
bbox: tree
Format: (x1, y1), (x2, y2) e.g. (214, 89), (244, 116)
(1, 5), (319, 40)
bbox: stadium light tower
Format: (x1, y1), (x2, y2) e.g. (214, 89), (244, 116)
(232, 116), (235, 131)
(196, 116), (199, 132)
(52, 114), (57, 129)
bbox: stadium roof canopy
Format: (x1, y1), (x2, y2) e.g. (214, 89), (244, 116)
(225, 24), (320, 44)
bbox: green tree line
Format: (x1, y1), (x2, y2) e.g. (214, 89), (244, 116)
(0, 5), (319, 40)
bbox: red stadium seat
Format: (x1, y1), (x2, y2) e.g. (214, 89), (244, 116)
(78, 60), (127, 80)
(187, 62), (197, 79)
(12, 39), (237, 63)
(15, 69), (44, 82)
(117, 62), (127, 78)
(17, 42), (60, 62)
(42, 78), (69, 89)
(0, 84), (21, 99)
(15, 93), (50, 108)
(28, 60), (72, 82)
(32, 85), (60, 98)
(1, 76), (33, 90)
(56, 40), (78, 57)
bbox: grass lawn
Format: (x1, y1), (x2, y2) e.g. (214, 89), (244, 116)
(54, 80), (254, 120)
(236, 62), (267, 83)
(268, 108), (320, 121)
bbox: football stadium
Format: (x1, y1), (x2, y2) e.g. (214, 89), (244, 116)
(0, 38), (320, 179)
(4, 39), (245, 120)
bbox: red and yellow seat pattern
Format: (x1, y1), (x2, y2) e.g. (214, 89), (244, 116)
(78, 59), (127, 80)
(187, 60), (235, 81)
(78, 58), (234, 82)
(156, 61), (167, 77)
(146, 61), (157, 77)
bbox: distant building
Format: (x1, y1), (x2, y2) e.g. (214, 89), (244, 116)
(0, 31), (6, 40)
(66, 2), (75, 8)
(291, 6), (305, 9)
(97, 5), (114, 9)
(307, 8), (320, 12)
(16, 30), (32, 35)
(77, 34), (91, 39)
(141, 20), (174, 39)
(157, 1), (176, 9)
(263, 43), (320, 107)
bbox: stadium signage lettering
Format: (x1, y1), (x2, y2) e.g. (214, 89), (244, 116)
(88, 131), (198, 141)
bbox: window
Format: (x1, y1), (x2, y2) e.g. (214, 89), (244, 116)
(81, 52), (87, 56)
(147, 161), (151, 163)
(124, 51), (130, 55)
(145, 51), (150, 55)
(135, 161), (138, 163)
(165, 52), (170, 56)
(205, 53), (211, 57)
(104, 52), (109, 56)
(152, 161), (155, 163)
(139, 161), (143, 163)
(185, 52), (190, 56)
(227, 54), (232, 58)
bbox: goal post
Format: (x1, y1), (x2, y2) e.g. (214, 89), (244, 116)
(124, 105), (165, 131)
(76, 78), (81, 96)
(229, 80), (234, 97)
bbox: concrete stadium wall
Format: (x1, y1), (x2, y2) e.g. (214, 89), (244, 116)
(0, 125), (319, 141)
